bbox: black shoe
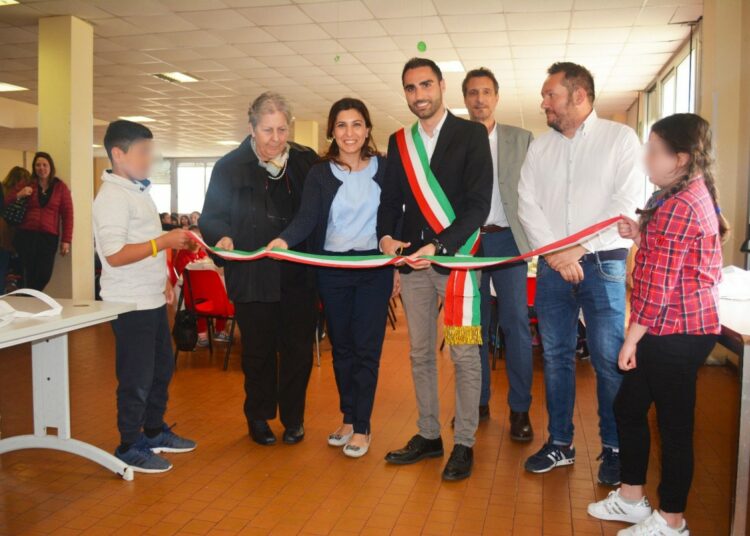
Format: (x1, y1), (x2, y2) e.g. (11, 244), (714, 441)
(510, 411), (533, 442)
(249, 420), (276, 446)
(384, 434), (443, 465)
(442, 444), (473, 481)
(597, 447), (621, 486)
(282, 425), (305, 445)
(451, 405), (491, 428)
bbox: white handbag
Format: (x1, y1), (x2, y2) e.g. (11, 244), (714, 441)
(0, 289), (63, 329)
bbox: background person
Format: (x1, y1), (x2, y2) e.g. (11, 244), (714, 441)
(462, 67), (535, 442)
(518, 62), (644, 485)
(0, 166), (31, 291)
(588, 114), (725, 536)
(268, 98), (395, 458)
(200, 92), (318, 447)
(5, 152), (73, 291)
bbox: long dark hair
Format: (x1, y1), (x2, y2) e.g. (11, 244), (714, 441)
(638, 113), (729, 240)
(322, 98), (379, 170)
(31, 151), (56, 182)
(2, 166), (31, 192)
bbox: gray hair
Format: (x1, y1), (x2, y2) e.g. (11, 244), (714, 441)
(248, 91), (293, 128)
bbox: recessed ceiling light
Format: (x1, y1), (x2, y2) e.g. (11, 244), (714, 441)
(93, 144), (102, 148)
(0, 1), (20, 6)
(0, 82), (27, 92)
(119, 115), (155, 123)
(437, 61), (465, 73)
(450, 107), (469, 116)
(153, 72), (200, 84)
(216, 140), (240, 146)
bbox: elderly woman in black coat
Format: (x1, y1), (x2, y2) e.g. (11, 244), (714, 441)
(200, 92), (318, 446)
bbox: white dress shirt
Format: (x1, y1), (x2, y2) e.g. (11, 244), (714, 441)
(417, 109), (448, 160)
(518, 110), (644, 252)
(485, 124), (509, 227)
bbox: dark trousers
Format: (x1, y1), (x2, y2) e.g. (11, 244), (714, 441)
(615, 333), (717, 513)
(235, 286), (316, 429)
(317, 263), (393, 434)
(13, 230), (58, 291)
(111, 305), (174, 445)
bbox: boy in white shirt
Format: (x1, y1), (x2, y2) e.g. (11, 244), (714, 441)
(93, 120), (195, 473)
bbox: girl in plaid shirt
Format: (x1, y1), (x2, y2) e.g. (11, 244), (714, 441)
(588, 113), (728, 536)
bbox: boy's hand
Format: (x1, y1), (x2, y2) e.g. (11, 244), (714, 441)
(158, 229), (191, 250)
(216, 236), (234, 250)
(266, 238), (288, 250)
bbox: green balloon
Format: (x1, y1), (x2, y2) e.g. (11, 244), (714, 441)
(417, 41), (427, 52)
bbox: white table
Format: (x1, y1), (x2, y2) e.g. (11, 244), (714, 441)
(721, 298), (750, 536)
(0, 297), (136, 481)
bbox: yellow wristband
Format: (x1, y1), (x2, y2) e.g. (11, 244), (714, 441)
(150, 239), (158, 257)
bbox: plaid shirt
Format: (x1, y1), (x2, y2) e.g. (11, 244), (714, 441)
(630, 178), (722, 335)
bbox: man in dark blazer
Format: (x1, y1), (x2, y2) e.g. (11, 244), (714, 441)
(378, 58), (492, 481)
(462, 67), (535, 443)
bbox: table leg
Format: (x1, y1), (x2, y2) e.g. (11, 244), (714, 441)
(0, 334), (134, 481)
(732, 341), (750, 536)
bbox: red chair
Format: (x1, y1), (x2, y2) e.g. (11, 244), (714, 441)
(178, 268), (237, 370)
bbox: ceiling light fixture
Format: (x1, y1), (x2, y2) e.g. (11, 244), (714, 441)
(119, 115), (155, 123)
(437, 61), (465, 73)
(216, 140), (240, 146)
(0, 82), (27, 92)
(450, 107), (469, 116)
(0, 1), (20, 6)
(153, 72), (200, 84)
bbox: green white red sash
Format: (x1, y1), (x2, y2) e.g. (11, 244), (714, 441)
(394, 122), (482, 345)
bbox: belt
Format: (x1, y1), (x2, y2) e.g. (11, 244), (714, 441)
(480, 225), (510, 233)
(580, 248), (629, 263)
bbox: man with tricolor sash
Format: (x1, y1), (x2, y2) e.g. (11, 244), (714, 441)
(377, 57), (493, 481)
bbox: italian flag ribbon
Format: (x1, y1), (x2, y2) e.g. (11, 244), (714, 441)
(395, 122), (482, 345)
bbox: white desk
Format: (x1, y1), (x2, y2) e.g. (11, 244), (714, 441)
(0, 297), (136, 481)
(721, 298), (750, 536)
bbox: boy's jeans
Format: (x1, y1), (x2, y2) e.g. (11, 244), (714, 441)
(535, 255), (626, 449)
(111, 305), (174, 445)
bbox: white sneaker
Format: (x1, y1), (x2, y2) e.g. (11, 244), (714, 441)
(588, 489), (652, 524)
(327, 430), (353, 447)
(343, 435), (370, 458)
(617, 511), (689, 536)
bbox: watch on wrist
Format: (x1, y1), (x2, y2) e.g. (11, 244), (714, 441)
(431, 238), (447, 255)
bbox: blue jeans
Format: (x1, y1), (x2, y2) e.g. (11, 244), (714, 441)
(479, 230), (532, 411)
(535, 255), (626, 449)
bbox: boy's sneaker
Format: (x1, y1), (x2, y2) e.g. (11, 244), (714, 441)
(195, 338), (209, 349)
(598, 447), (621, 486)
(617, 511), (689, 536)
(524, 440), (575, 473)
(588, 489), (652, 524)
(144, 424), (197, 454)
(115, 440), (172, 473)
(214, 332), (231, 343)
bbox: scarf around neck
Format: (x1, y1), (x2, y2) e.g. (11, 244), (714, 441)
(251, 136), (290, 180)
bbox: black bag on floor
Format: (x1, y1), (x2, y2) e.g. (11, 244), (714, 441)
(172, 309), (198, 351)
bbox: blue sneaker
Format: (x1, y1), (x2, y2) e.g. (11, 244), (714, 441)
(115, 439), (172, 473)
(524, 440), (575, 473)
(597, 447), (621, 486)
(144, 424), (197, 454)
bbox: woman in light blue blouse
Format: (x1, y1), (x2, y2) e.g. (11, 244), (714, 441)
(268, 98), (397, 458)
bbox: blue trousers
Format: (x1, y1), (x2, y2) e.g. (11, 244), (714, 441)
(535, 256), (626, 449)
(479, 230), (532, 411)
(317, 263), (393, 435)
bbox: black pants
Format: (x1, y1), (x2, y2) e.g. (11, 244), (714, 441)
(615, 333), (717, 513)
(317, 262), (393, 434)
(13, 230), (58, 291)
(235, 286), (316, 429)
(111, 305), (174, 445)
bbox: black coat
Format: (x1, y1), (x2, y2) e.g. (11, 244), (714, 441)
(199, 136), (319, 303)
(280, 156), (387, 253)
(377, 112), (493, 257)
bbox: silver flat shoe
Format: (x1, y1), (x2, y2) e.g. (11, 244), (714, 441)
(343, 435), (371, 458)
(327, 430), (353, 447)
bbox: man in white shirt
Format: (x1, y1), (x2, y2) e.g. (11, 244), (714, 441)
(518, 62), (644, 486)
(462, 67), (535, 443)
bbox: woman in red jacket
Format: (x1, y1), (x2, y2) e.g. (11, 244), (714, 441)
(6, 152), (74, 291)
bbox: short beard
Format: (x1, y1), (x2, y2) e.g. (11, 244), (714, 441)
(409, 97), (442, 120)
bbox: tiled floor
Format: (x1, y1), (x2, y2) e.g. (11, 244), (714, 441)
(0, 302), (740, 535)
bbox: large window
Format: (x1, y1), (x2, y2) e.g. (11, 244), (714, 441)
(660, 49), (697, 117)
(176, 161), (215, 214)
(149, 158), (171, 213)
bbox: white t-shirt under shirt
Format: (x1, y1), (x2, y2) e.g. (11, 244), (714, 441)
(93, 170), (167, 311)
(485, 125), (509, 227)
